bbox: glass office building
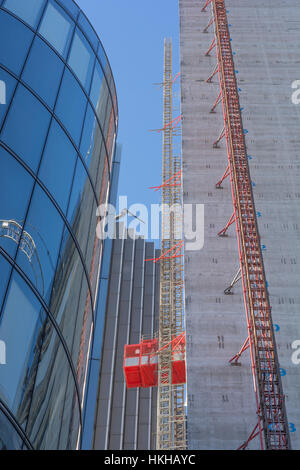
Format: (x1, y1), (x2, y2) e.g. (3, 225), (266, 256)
(0, 0), (118, 449)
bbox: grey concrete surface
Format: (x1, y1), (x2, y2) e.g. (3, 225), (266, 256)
(180, 0), (300, 449)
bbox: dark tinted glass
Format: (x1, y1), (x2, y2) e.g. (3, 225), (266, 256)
(0, 408), (27, 450)
(22, 36), (64, 109)
(0, 67), (17, 128)
(3, 0), (46, 29)
(71, 274), (93, 389)
(15, 185), (64, 301)
(25, 318), (79, 450)
(68, 28), (95, 92)
(0, 254), (11, 310)
(38, 119), (77, 213)
(93, 65), (110, 135)
(55, 68), (87, 147)
(0, 10), (33, 76)
(49, 228), (93, 398)
(0, 146), (34, 259)
(39, 0), (74, 58)
(1, 85), (51, 172)
(58, 370), (81, 449)
(0, 272), (46, 422)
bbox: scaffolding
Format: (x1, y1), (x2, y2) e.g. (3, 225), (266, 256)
(203, 0), (291, 450)
(156, 38), (186, 450)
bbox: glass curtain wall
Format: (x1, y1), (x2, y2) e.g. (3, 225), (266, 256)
(0, 0), (118, 449)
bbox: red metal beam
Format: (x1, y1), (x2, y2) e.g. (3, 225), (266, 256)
(212, 0), (290, 449)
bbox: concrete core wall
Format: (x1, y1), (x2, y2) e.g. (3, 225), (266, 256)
(180, 0), (300, 449)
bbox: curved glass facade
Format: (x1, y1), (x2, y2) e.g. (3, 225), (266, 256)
(0, 0), (117, 449)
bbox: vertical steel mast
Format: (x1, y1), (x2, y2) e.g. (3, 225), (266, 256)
(156, 38), (186, 450)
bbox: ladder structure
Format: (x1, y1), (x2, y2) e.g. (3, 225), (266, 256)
(204, 0), (291, 449)
(156, 38), (186, 450)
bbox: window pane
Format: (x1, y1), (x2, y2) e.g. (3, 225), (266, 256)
(89, 60), (105, 111)
(25, 319), (79, 449)
(16, 185), (64, 301)
(58, 371), (81, 449)
(56, 0), (79, 20)
(22, 36), (64, 109)
(68, 28), (95, 92)
(50, 228), (93, 385)
(0, 255), (12, 311)
(78, 12), (98, 51)
(0, 146), (34, 259)
(80, 103), (106, 188)
(0, 67), (17, 128)
(1, 85), (51, 172)
(39, 0), (73, 58)
(67, 158), (95, 255)
(3, 0), (46, 28)
(97, 43), (109, 77)
(0, 408), (27, 450)
(0, 10), (33, 75)
(91, 62), (110, 132)
(38, 120), (77, 213)
(0, 272), (46, 422)
(55, 68), (87, 147)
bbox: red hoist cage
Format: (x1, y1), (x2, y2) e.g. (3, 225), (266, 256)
(123, 333), (186, 389)
(202, 0), (291, 450)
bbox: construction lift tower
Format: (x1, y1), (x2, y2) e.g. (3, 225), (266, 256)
(155, 38), (186, 450)
(123, 39), (186, 450)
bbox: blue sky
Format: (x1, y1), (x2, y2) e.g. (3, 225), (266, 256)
(76, 0), (180, 241)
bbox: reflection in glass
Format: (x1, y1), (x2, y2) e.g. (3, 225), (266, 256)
(16, 185), (64, 301)
(0, 272), (46, 429)
(0, 146), (34, 259)
(56, 0), (79, 20)
(1, 85), (51, 172)
(0, 10), (33, 76)
(38, 119), (77, 213)
(89, 60), (104, 112)
(39, 0), (73, 58)
(0, 67), (17, 128)
(25, 318), (80, 450)
(80, 103), (106, 188)
(55, 68), (87, 147)
(89, 60), (109, 127)
(67, 158), (95, 257)
(0, 254), (11, 311)
(68, 28), (95, 92)
(0, 407), (27, 450)
(22, 36), (64, 109)
(3, 0), (46, 29)
(77, 12), (98, 51)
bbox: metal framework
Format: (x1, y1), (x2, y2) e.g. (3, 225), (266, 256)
(156, 38), (186, 450)
(205, 0), (291, 450)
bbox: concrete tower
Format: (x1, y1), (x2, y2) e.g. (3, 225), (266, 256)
(180, 0), (300, 449)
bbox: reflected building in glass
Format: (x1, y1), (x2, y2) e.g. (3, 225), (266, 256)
(0, 0), (118, 449)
